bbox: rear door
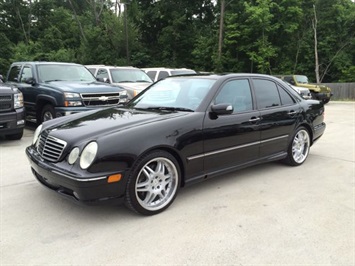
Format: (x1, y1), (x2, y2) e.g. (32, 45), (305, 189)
(251, 78), (301, 158)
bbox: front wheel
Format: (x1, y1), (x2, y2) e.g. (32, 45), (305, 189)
(40, 104), (56, 123)
(284, 127), (310, 166)
(125, 151), (181, 215)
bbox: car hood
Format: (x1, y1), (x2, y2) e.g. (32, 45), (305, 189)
(40, 81), (124, 93)
(111, 82), (151, 92)
(44, 107), (187, 143)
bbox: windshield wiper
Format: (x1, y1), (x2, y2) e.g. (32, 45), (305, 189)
(135, 80), (151, 83)
(146, 107), (194, 112)
(118, 80), (134, 83)
(45, 79), (64, 82)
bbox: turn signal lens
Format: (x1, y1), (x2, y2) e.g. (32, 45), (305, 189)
(108, 174), (122, 183)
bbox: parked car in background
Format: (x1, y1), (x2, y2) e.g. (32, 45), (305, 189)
(0, 82), (25, 140)
(142, 67), (196, 82)
(283, 81), (312, 100)
(5, 62), (128, 124)
(87, 65), (152, 99)
(275, 74), (332, 103)
(27, 74), (326, 215)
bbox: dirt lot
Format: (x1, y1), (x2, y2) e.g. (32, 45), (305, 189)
(0, 102), (354, 265)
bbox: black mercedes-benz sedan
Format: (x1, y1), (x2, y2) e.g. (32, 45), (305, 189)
(26, 74), (326, 215)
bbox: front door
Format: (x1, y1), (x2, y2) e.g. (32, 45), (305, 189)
(203, 78), (261, 175)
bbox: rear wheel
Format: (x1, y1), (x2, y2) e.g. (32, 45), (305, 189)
(40, 104), (56, 123)
(284, 127), (310, 166)
(125, 150), (181, 215)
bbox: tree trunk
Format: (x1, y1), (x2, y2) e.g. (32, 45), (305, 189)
(312, 5), (320, 83)
(218, 0), (225, 62)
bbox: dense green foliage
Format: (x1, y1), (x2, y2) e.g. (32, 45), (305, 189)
(0, 0), (354, 82)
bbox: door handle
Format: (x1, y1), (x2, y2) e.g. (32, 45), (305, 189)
(249, 117), (260, 122)
(288, 110), (297, 116)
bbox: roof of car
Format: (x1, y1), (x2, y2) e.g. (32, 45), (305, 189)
(86, 65), (138, 69)
(12, 61), (82, 66)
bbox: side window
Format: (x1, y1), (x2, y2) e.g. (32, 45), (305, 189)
(157, 71), (169, 80)
(88, 68), (96, 75)
(19, 66), (33, 83)
(278, 85), (296, 105)
(146, 71), (156, 81)
(97, 69), (109, 80)
(7, 65), (21, 82)
(253, 79), (281, 109)
(215, 79), (253, 113)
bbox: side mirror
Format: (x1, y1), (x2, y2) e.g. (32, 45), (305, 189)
(211, 103), (233, 115)
(289, 80), (295, 85)
(25, 77), (36, 85)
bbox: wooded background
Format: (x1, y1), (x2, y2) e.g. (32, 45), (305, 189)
(0, 0), (354, 83)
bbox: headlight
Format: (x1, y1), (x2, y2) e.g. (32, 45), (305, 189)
(14, 91), (24, 108)
(68, 147), (80, 165)
(80, 142), (98, 169)
(32, 124), (43, 145)
(64, 92), (80, 98)
(64, 92), (82, 106)
(120, 90), (127, 96)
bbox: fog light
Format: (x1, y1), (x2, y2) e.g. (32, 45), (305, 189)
(17, 120), (25, 125)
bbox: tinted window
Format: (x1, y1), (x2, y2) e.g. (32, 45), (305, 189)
(253, 79), (281, 109)
(215, 79), (253, 113)
(146, 71), (156, 80)
(8, 65), (21, 82)
(278, 85), (296, 105)
(97, 69), (109, 80)
(20, 65), (33, 82)
(157, 71), (169, 80)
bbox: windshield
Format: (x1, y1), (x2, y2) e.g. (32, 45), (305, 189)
(127, 77), (216, 111)
(37, 64), (96, 82)
(295, 75), (309, 84)
(110, 69), (152, 83)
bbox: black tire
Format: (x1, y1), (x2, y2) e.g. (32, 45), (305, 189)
(125, 150), (181, 215)
(40, 104), (56, 123)
(284, 126), (311, 166)
(6, 130), (24, 140)
(323, 98), (330, 104)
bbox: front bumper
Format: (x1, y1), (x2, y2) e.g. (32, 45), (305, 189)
(0, 107), (25, 136)
(26, 146), (127, 205)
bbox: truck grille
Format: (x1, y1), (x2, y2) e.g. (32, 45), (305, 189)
(80, 92), (121, 106)
(0, 95), (12, 112)
(37, 131), (67, 162)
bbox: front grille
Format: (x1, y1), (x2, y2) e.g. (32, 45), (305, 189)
(80, 92), (121, 107)
(0, 95), (12, 111)
(37, 131), (67, 162)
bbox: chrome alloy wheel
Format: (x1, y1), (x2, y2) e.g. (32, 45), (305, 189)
(292, 129), (310, 164)
(135, 157), (179, 211)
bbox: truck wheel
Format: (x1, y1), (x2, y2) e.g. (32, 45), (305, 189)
(41, 104), (56, 123)
(6, 130), (24, 140)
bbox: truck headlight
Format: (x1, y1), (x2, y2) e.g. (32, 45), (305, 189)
(33, 124), (43, 145)
(13, 88), (24, 109)
(64, 92), (82, 106)
(80, 142), (98, 169)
